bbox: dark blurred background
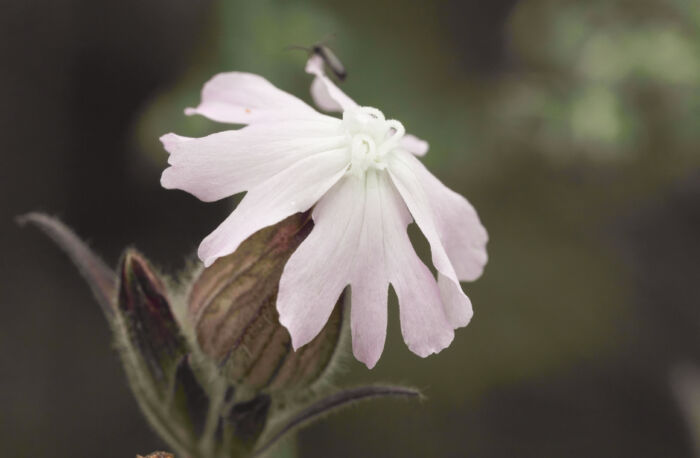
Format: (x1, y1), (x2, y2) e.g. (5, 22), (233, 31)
(2, 0), (700, 456)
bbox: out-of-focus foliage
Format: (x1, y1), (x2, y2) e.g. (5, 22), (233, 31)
(136, 1), (346, 161)
(500, 0), (700, 164)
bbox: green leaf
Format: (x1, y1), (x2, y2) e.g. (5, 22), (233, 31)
(17, 212), (116, 318)
(254, 385), (422, 456)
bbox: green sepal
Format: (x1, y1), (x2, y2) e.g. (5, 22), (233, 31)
(171, 355), (211, 438)
(222, 394), (272, 454)
(188, 212), (344, 394)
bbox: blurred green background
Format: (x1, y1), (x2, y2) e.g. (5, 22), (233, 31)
(3, 0), (700, 456)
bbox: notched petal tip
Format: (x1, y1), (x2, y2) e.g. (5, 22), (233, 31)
(196, 225), (232, 267)
(159, 168), (176, 189)
(407, 328), (455, 359)
(159, 132), (176, 143)
(159, 132), (189, 152)
(274, 313), (296, 346)
(280, 316), (317, 352)
(196, 246), (216, 268)
(461, 301), (475, 326)
(458, 263), (486, 283)
(449, 303), (474, 329)
(289, 335), (306, 353)
(354, 350), (380, 370)
(454, 241), (488, 283)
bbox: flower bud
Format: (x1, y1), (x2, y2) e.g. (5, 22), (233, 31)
(118, 249), (187, 386)
(188, 212), (344, 393)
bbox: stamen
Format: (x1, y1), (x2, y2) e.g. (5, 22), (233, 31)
(378, 119), (405, 155)
(343, 106), (404, 177)
(359, 106), (385, 121)
(349, 133), (378, 177)
(351, 134), (377, 158)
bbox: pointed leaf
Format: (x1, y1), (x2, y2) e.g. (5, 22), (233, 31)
(254, 385), (422, 456)
(17, 212), (116, 317)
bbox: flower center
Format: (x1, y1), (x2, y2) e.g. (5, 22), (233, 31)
(342, 106), (405, 178)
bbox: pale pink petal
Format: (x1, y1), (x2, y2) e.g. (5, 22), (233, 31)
(160, 119), (344, 202)
(348, 172), (389, 368)
(197, 148), (349, 267)
(350, 273), (389, 368)
(388, 152), (476, 328)
(404, 153), (489, 281)
(279, 174), (391, 367)
(277, 171), (454, 366)
(378, 173), (455, 357)
(277, 176), (367, 354)
(305, 55), (358, 113)
(400, 134), (429, 156)
(437, 274), (473, 328)
(185, 72), (320, 124)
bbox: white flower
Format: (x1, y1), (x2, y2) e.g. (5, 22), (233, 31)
(161, 56), (488, 368)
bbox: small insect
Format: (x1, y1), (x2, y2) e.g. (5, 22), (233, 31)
(287, 41), (347, 82)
